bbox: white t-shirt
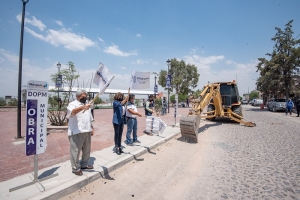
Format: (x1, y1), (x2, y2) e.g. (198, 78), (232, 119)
(126, 103), (137, 118)
(67, 100), (93, 136)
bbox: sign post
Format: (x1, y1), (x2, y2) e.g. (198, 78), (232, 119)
(174, 94), (178, 127)
(10, 80), (58, 192)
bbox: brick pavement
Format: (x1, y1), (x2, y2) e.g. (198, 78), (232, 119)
(0, 106), (189, 182)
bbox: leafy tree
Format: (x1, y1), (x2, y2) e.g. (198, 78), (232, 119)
(48, 61), (80, 126)
(256, 20), (300, 99)
(154, 98), (162, 115)
(109, 94), (115, 106)
(158, 59), (200, 95)
(135, 98), (140, 106)
(94, 96), (103, 105)
(0, 97), (6, 106)
(249, 91), (259, 100)
(21, 86), (27, 106)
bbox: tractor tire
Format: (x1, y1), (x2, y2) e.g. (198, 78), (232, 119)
(232, 105), (243, 118)
(207, 104), (216, 121)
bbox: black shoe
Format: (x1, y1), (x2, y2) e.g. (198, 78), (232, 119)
(116, 148), (121, 155)
(133, 140), (141, 143)
(119, 148), (124, 153)
(126, 142), (133, 146)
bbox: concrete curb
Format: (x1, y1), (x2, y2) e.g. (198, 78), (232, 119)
(30, 129), (181, 200)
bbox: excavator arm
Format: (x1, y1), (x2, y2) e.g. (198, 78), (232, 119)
(188, 83), (223, 117)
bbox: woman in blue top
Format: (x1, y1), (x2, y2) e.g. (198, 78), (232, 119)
(112, 92), (128, 155)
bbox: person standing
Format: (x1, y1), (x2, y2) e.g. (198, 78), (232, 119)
(145, 95), (154, 117)
(112, 92), (128, 155)
(67, 89), (94, 176)
(143, 95), (154, 135)
(286, 99), (294, 115)
(161, 96), (167, 115)
(186, 98), (189, 108)
(296, 99), (300, 117)
(125, 94), (142, 145)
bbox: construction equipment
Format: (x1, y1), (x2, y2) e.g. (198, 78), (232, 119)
(180, 81), (256, 142)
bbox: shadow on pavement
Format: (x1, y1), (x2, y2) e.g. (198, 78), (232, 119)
(38, 166), (60, 179)
(198, 123), (221, 133)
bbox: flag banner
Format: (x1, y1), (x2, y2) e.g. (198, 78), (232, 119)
(166, 74), (172, 89)
(93, 63), (115, 95)
(129, 71), (150, 89)
(146, 116), (167, 134)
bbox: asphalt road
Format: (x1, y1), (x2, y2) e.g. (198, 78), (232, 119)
(61, 105), (300, 200)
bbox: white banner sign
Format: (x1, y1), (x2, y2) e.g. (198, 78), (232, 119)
(25, 80), (48, 156)
(93, 63), (115, 95)
(129, 71), (150, 89)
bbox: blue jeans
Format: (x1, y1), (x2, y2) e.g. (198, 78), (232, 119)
(161, 106), (166, 115)
(286, 108), (292, 115)
(126, 117), (138, 143)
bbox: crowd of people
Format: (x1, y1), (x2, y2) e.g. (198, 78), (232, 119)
(66, 89), (159, 176)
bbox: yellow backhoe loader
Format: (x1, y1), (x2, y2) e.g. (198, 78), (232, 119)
(180, 81), (256, 142)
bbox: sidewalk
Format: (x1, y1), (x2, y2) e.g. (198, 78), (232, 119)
(0, 107), (188, 199)
(0, 126), (181, 200)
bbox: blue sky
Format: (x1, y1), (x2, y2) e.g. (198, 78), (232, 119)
(1, 0), (300, 99)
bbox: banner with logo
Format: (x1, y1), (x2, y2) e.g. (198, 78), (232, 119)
(129, 71), (150, 89)
(93, 63), (115, 95)
(26, 80), (48, 156)
(166, 74), (172, 89)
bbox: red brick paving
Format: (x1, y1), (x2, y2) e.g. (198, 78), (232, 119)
(0, 107), (189, 182)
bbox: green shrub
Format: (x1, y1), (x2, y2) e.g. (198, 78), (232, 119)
(0, 97), (6, 106)
(8, 98), (18, 106)
(94, 106), (100, 109)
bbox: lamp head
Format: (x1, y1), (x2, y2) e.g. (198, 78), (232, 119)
(166, 59), (171, 66)
(57, 62), (61, 69)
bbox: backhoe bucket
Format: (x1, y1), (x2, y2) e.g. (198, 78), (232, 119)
(180, 115), (201, 143)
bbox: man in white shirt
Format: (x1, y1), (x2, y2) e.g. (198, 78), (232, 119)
(67, 89), (94, 176)
(125, 94), (142, 145)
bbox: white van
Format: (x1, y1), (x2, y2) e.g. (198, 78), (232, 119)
(253, 99), (263, 106)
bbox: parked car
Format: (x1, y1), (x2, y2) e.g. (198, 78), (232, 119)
(249, 99), (254, 105)
(241, 99), (248, 104)
(253, 99), (263, 106)
(267, 98), (286, 112)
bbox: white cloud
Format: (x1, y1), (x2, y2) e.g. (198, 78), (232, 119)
(190, 47), (199, 54)
(16, 14), (46, 31)
(25, 27), (95, 51)
(136, 33), (141, 37)
(98, 37), (104, 42)
(183, 53), (259, 95)
(104, 44), (137, 57)
(55, 20), (63, 26)
(120, 66), (126, 70)
(131, 59), (158, 65)
(183, 54), (224, 71)
(131, 59), (148, 65)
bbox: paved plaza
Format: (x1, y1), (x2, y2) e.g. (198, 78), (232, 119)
(0, 106), (187, 182)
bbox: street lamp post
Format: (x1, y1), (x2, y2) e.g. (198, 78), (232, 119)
(17, 0), (29, 139)
(57, 62), (61, 102)
(166, 59), (171, 113)
(152, 72), (158, 99)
